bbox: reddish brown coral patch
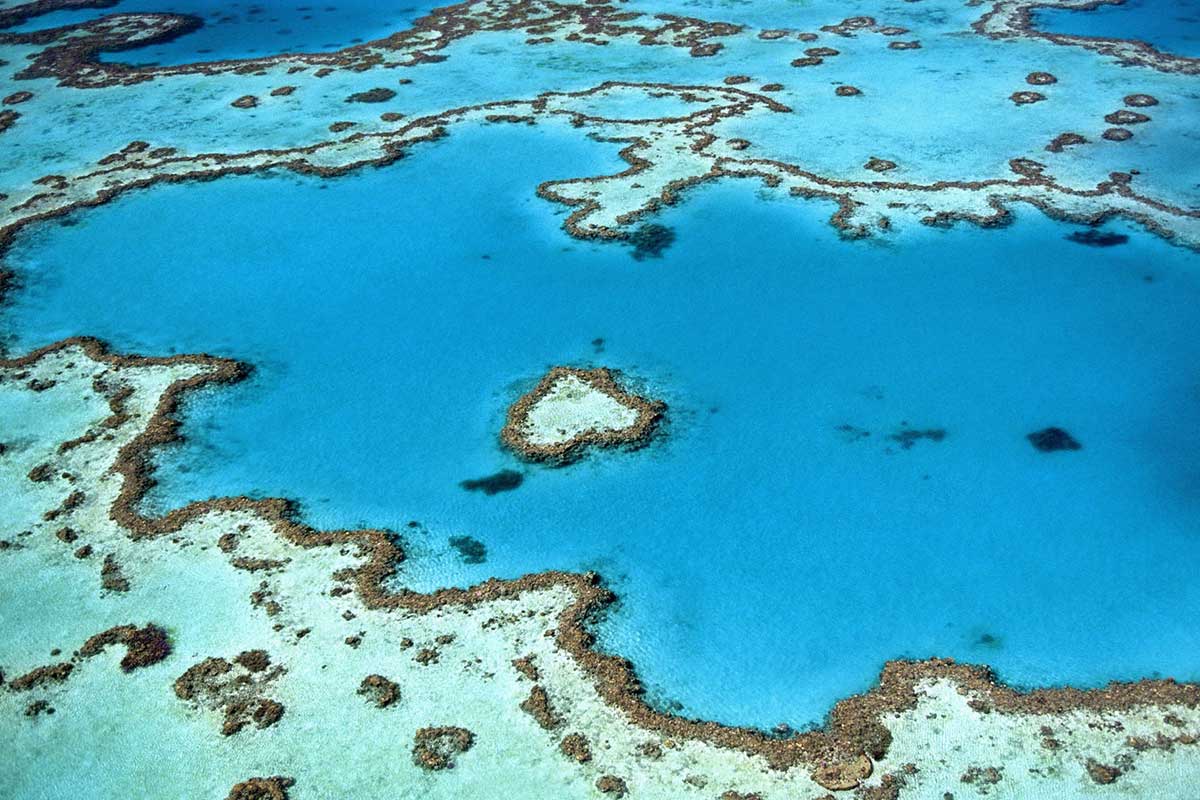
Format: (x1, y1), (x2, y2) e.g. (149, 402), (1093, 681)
(7, 662), (73, 692)
(413, 726), (475, 770)
(0, 109), (18, 134)
(1010, 91), (1044, 105)
(1026, 71), (1057, 85)
(560, 732), (593, 762)
(723, 75), (751, 85)
(1104, 109), (1151, 125)
(225, 776), (294, 800)
(358, 674), (400, 708)
(596, 775), (628, 796)
(864, 157), (897, 172)
(888, 40), (921, 50)
(230, 95), (258, 109)
(1046, 132), (1087, 152)
(1124, 93), (1158, 107)
(759, 83), (784, 92)
(346, 87), (397, 103)
(727, 138), (751, 151)
(79, 624), (171, 672)
(811, 754), (873, 790)
(835, 85), (863, 97)
(520, 684), (563, 730)
(1102, 127), (1133, 142)
(269, 86), (296, 97)
(328, 121), (356, 133)
(791, 56), (823, 67)
(1085, 759), (1122, 784)
(173, 652), (285, 735)
(3, 91), (33, 105)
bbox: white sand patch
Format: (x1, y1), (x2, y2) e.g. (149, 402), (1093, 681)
(522, 374), (640, 446)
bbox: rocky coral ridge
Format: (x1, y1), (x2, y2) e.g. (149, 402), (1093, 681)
(501, 366), (665, 463)
(2, 341), (1200, 794)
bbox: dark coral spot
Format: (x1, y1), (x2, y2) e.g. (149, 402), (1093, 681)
(1067, 229), (1128, 247)
(459, 469), (523, 495)
(448, 535), (487, 564)
(629, 223), (676, 261)
(1027, 427), (1081, 452)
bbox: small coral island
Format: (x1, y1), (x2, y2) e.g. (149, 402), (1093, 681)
(501, 367), (664, 464)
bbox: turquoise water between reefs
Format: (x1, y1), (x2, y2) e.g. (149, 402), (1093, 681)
(1035, 0), (1200, 58)
(5, 120), (1200, 730)
(6, 0), (446, 64)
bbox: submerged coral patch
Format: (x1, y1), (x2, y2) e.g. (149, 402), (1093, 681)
(628, 223), (676, 260)
(1067, 228), (1129, 247)
(448, 535), (487, 564)
(1027, 426), (1082, 452)
(413, 726), (475, 770)
(459, 470), (523, 495)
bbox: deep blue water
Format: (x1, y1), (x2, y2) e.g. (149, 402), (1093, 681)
(4, 121), (1200, 729)
(6, 0), (444, 64)
(1034, 0), (1200, 58)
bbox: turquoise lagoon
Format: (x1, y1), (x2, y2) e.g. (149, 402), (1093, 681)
(4, 119), (1200, 730)
(1034, 0), (1200, 58)
(6, 0), (445, 63)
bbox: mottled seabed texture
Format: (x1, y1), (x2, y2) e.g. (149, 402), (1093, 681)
(1, 0), (1200, 798)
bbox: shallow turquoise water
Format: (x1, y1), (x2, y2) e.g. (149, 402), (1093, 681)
(1034, 0), (1200, 57)
(4, 120), (1200, 729)
(5, 0), (445, 63)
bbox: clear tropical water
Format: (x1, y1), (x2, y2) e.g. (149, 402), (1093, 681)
(5, 119), (1200, 730)
(5, 0), (445, 63)
(1034, 0), (1200, 57)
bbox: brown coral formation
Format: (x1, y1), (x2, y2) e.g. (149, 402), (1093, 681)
(888, 40), (921, 50)
(500, 366), (665, 464)
(1010, 90), (1044, 105)
(0, 109), (18, 134)
(173, 652), (285, 735)
(79, 623), (171, 671)
(346, 87), (397, 103)
(864, 157), (897, 173)
(100, 553), (130, 592)
(358, 674), (400, 708)
(1085, 759), (1122, 784)
(1026, 71), (1057, 85)
(521, 684), (563, 729)
(3, 91), (33, 105)
(230, 95), (259, 109)
(1124, 93), (1158, 107)
(269, 86), (296, 97)
(596, 775), (628, 796)
(811, 754), (872, 790)
(413, 726), (475, 770)
(1104, 109), (1150, 125)
(835, 85), (863, 97)
(560, 731), (593, 762)
(1102, 128), (1133, 142)
(7, 662), (73, 692)
(225, 776), (294, 800)
(1046, 131), (1086, 152)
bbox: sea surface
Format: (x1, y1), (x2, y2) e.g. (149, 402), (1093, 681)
(7, 0), (446, 63)
(1034, 0), (1200, 57)
(6, 117), (1200, 729)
